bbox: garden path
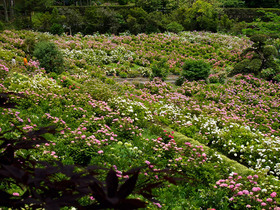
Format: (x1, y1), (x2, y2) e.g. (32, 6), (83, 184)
(110, 75), (180, 84)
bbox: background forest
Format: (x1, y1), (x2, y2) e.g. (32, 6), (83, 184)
(1, 0), (280, 35)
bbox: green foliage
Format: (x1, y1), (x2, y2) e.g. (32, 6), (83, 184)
(241, 11), (280, 38)
(0, 21), (4, 31)
(218, 14), (234, 32)
(118, 0), (129, 5)
(166, 21), (184, 33)
(218, 0), (245, 7)
(3, 29), (280, 209)
(51, 7), (63, 24)
(126, 8), (148, 34)
(50, 23), (64, 35)
(33, 41), (64, 74)
(177, 59), (211, 84)
(230, 21), (247, 35)
(273, 73), (280, 82)
(231, 34), (280, 80)
(150, 59), (169, 81)
(31, 8), (65, 33)
(119, 71), (128, 78)
(208, 74), (220, 83)
(84, 7), (124, 34)
(145, 11), (165, 33)
(184, 0), (219, 32)
(23, 35), (36, 54)
(136, 0), (161, 13)
(272, 38), (280, 58)
(32, 12), (52, 31)
(245, 0), (279, 8)
(58, 8), (84, 35)
(22, 30), (51, 55)
(13, 16), (31, 30)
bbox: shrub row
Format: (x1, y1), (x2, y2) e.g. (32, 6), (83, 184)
(224, 8), (280, 22)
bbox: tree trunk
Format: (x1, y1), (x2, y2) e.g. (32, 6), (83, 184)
(10, 0), (14, 19)
(29, 11), (33, 28)
(3, 0), (9, 22)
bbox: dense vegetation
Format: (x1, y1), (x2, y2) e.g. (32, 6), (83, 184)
(1, 28), (280, 209)
(1, 0), (280, 36)
(1, 0), (280, 209)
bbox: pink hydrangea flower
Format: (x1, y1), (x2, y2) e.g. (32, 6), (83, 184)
(243, 190), (249, 195)
(252, 187), (261, 192)
(267, 198), (273, 202)
(271, 192), (277, 198)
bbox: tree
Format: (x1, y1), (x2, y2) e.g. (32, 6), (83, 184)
(230, 34), (280, 80)
(183, 0), (220, 32)
(10, 0), (14, 19)
(58, 8), (84, 35)
(84, 7), (124, 34)
(217, 0), (245, 8)
(136, 0), (162, 13)
(33, 41), (64, 74)
(2, 0), (9, 22)
(126, 8), (149, 34)
(21, 0), (54, 25)
(244, 0), (279, 8)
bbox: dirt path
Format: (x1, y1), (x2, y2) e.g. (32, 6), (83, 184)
(110, 75), (180, 84)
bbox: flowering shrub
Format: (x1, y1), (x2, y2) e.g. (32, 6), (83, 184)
(208, 74), (220, 83)
(0, 29), (249, 77)
(5, 72), (60, 92)
(1, 29), (280, 209)
(216, 172), (280, 209)
(0, 64), (9, 81)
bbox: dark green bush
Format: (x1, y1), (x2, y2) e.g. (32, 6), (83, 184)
(126, 8), (148, 34)
(119, 71), (128, 78)
(136, 0), (161, 13)
(175, 76), (186, 86)
(150, 59), (169, 81)
(48, 72), (58, 80)
(260, 68), (277, 80)
(184, 0), (219, 32)
(145, 11), (165, 33)
(166, 21), (184, 33)
(218, 14), (234, 32)
(230, 34), (280, 80)
(14, 16), (31, 30)
(58, 8), (84, 35)
(0, 21), (4, 31)
(50, 23), (64, 35)
(33, 41), (64, 74)
(177, 59), (211, 84)
(84, 7), (123, 34)
(221, 0), (245, 8)
(240, 11), (280, 38)
(230, 21), (248, 35)
(23, 35), (36, 54)
(273, 73), (280, 82)
(118, 0), (128, 5)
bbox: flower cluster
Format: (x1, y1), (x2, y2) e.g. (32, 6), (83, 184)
(216, 173), (279, 209)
